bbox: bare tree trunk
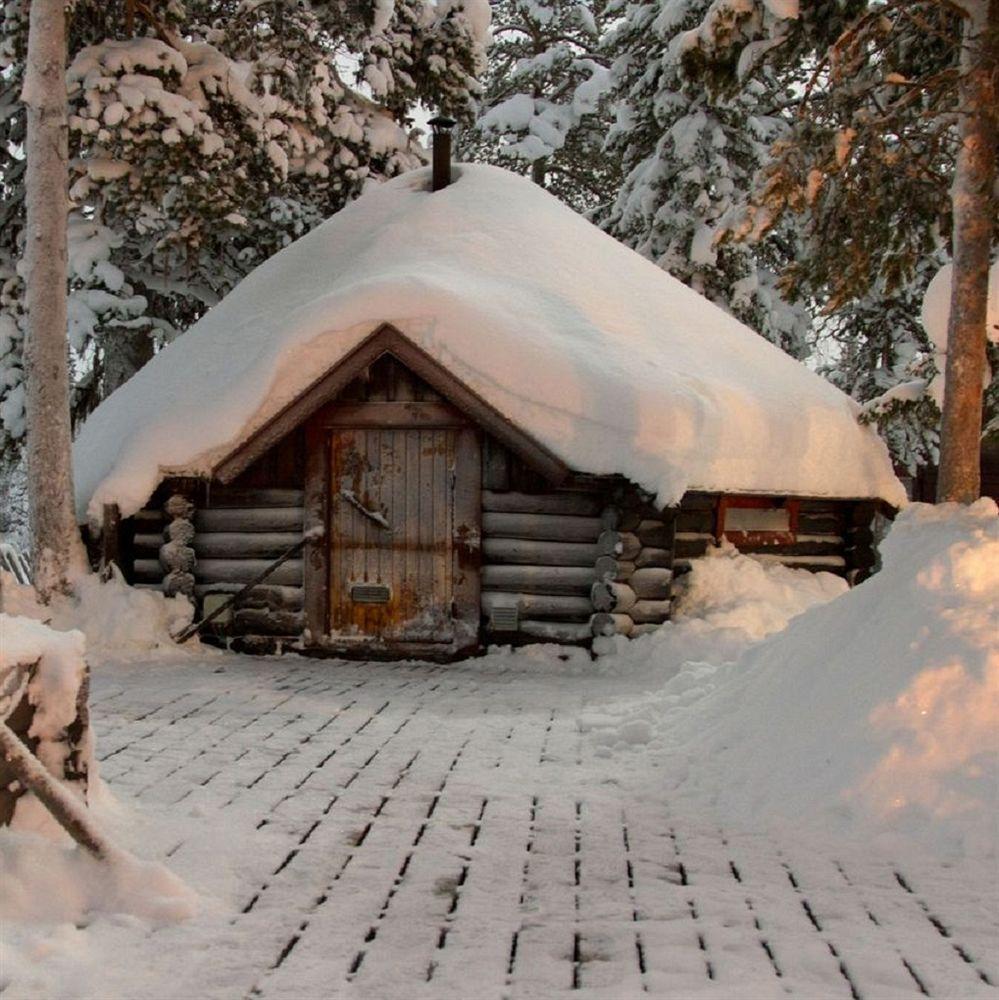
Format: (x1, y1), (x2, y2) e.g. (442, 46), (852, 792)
(937, 0), (998, 503)
(21, 0), (86, 597)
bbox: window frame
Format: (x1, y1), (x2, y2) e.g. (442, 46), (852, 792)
(715, 495), (800, 547)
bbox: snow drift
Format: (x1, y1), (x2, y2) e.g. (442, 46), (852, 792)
(1, 613), (197, 966)
(0, 828), (197, 928)
(1, 569), (194, 655)
(73, 164), (905, 520)
(671, 539), (848, 640)
(597, 500), (998, 858)
(580, 548), (850, 747)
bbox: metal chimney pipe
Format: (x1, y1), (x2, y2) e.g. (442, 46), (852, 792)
(428, 115), (456, 192)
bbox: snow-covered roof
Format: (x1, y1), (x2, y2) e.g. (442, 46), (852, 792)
(73, 164), (906, 520)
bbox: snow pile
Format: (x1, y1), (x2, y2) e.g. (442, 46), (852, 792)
(1, 569), (194, 655)
(1, 618), (196, 978)
(591, 500), (998, 859)
(0, 830), (197, 930)
(1, 615), (89, 788)
(1, 812), (197, 988)
(672, 540), (848, 639)
(477, 545), (833, 679)
(1, 614), (93, 844)
(2, 615), (86, 735)
(73, 164), (905, 521)
(580, 552), (847, 752)
(682, 499), (998, 857)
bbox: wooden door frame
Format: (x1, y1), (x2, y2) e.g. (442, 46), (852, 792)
(303, 400), (481, 655)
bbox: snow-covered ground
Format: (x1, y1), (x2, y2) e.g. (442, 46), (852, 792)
(2, 501), (997, 998)
(3, 651), (999, 1000)
(1, 648), (994, 1000)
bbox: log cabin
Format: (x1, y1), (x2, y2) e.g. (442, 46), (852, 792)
(73, 126), (906, 658)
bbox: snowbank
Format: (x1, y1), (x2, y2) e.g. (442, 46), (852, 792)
(473, 543), (840, 680)
(1, 616), (196, 980)
(0, 830), (197, 928)
(1, 569), (194, 656)
(580, 550), (848, 749)
(672, 540), (848, 639)
(73, 164), (905, 520)
(592, 501), (999, 860)
(1, 821), (197, 992)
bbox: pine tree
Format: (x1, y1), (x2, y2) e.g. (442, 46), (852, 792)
(832, 255), (946, 474)
(0, 0), (489, 463)
(697, 0), (998, 495)
(598, 0), (811, 356)
(459, 0), (618, 211)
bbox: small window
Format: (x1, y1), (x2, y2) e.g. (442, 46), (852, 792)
(717, 496), (798, 546)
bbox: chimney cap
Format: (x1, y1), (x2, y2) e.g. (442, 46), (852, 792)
(428, 115), (457, 134)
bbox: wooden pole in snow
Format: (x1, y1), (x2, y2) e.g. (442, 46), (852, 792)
(0, 713), (109, 859)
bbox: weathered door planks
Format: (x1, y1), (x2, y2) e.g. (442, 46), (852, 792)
(307, 398), (481, 654)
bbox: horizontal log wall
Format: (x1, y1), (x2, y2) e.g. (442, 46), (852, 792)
(672, 492), (855, 578)
(479, 470), (608, 643)
(479, 460), (681, 647)
(131, 487), (305, 639)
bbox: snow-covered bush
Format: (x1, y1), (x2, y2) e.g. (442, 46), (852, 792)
(0, 615), (92, 831)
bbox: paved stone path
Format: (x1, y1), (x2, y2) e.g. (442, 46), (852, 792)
(85, 653), (997, 1000)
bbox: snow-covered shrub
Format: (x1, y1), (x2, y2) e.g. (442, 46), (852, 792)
(0, 615), (92, 832)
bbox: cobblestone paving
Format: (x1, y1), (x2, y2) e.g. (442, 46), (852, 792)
(85, 654), (998, 1000)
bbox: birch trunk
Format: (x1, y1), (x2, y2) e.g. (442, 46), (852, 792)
(21, 0), (86, 598)
(937, 0), (998, 503)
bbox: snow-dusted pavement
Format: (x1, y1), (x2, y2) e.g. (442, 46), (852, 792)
(37, 651), (999, 999)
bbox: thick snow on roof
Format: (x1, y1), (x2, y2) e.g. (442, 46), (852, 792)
(74, 164), (905, 519)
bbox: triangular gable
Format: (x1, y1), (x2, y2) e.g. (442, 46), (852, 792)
(213, 323), (570, 485)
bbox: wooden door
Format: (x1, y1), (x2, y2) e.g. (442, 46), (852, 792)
(327, 424), (478, 647)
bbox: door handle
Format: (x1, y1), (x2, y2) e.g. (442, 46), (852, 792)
(338, 489), (393, 531)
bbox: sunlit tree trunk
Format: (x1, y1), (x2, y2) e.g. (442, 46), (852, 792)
(22, 0), (86, 598)
(937, 0), (998, 503)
